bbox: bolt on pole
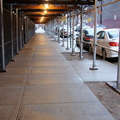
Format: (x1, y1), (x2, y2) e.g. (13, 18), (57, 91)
(90, 0), (98, 70)
(117, 30), (120, 89)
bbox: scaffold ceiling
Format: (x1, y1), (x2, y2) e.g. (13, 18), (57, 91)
(3, 0), (95, 24)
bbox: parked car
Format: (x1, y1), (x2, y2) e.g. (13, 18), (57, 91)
(76, 28), (94, 50)
(60, 27), (73, 38)
(76, 28), (104, 50)
(82, 29), (94, 50)
(54, 26), (62, 35)
(90, 29), (119, 59)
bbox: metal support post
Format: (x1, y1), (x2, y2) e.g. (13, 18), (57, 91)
(53, 19), (55, 38)
(26, 18), (28, 42)
(55, 19), (57, 40)
(21, 15), (24, 47)
(10, 5), (14, 61)
(61, 15), (65, 46)
(50, 20), (52, 37)
(70, 11), (72, 48)
(47, 23), (49, 35)
(71, 10), (76, 56)
(45, 24), (47, 33)
(52, 20), (54, 37)
(47, 23), (48, 34)
(100, 0), (102, 24)
(117, 30), (120, 88)
(79, 7), (83, 59)
(66, 12), (69, 50)
(50, 21), (51, 36)
(54, 19), (56, 40)
(16, 8), (19, 54)
(24, 17), (27, 43)
(0, 0), (6, 71)
(57, 19), (59, 42)
(48, 22), (50, 35)
(19, 12), (22, 50)
(90, 0), (98, 70)
(49, 23), (50, 35)
(53, 19), (55, 40)
(49, 23), (51, 36)
(58, 18), (61, 43)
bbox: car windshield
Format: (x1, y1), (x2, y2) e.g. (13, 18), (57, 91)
(108, 30), (119, 39)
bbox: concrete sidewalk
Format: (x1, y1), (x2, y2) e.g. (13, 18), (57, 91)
(0, 32), (116, 120)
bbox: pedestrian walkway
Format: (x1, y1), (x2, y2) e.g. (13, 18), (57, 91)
(0, 31), (115, 120)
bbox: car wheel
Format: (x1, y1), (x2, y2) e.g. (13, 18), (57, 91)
(102, 49), (107, 60)
(89, 45), (93, 53)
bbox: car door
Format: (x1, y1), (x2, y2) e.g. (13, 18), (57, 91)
(97, 31), (106, 56)
(96, 31), (102, 55)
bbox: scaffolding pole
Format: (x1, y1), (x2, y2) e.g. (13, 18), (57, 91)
(70, 11), (72, 48)
(58, 17), (61, 43)
(61, 15), (65, 46)
(16, 8), (19, 54)
(24, 17), (27, 44)
(117, 30), (120, 88)
(80, 6), (83, 59)
(0, 0), (6, 71)
(90, 0), (98, 70)
(10, 4), (14, 61)
(21, 15), (24, 47)
(20, 12), (22, 50)
(71, 10), (76, 56)
(66, 12), (69, 50)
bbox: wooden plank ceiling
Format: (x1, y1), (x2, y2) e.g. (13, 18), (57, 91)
(4, 0), (95, 24)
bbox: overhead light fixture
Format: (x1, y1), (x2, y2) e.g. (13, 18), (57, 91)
(45, 4), (49, 8)
(40, 19), (43, 22)
(44, 10), (47, 14)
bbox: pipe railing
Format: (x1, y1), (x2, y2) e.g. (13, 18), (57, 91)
(82, 41), (118, 53)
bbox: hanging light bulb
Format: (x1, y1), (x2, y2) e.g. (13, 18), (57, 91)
(44, 10), (47, 14)
(45, 4), (49, 8)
